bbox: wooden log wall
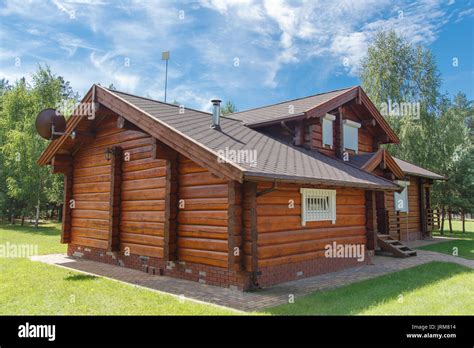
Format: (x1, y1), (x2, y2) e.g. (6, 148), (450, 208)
(251, 182), (367, 268)
(242, 182), (257, 272)
(227, 181), (243, 270)
(61, 169), (73, 243)
(385, 176), (422, 240)
(107, 146), (122, 251)
(308, 118), (336, 157)
(176, 156), (230, 268)
(70, 115), (167, 257)
(308, 106), (376, 157)
(342, 105), (376, 154)
(164, 159), (178, 261)
(365, 191), (377, 250)
(69, 113), (245, 269)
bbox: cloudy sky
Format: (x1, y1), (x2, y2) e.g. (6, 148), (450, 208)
(1, 0), (473, 111)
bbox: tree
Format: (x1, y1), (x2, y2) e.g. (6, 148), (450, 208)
(360, 30), (442, 165)
(221, 101), (237, 115)
(450, 148), (474, 232)
(360, 30), (471, 229)
(0, 65), (77, 227)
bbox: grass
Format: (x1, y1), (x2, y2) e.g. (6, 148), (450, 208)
(417, 220), (474, 260)
(265, 262), (474, 315)
(0, 222), (236, 315)
(0, 221), (67, 255)
(1, 222), (473, 315)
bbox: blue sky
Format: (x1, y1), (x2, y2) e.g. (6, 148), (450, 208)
(0, 0), (473, 112)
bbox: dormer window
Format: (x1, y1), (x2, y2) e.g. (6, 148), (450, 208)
(322, 114), (335, 148)
(343, 119), (361, 153)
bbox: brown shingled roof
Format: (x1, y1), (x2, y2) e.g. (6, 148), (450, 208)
(350, 151), (445, 181)
(38, 85), (401, 191)
(108, 89), (399, 190)
(228, 87), (354, 126)
(393, 157), (446, 180)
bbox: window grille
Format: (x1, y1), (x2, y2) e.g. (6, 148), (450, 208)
(300, 188), (336, 225)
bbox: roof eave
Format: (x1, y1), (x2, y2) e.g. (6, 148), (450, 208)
(404, 172), (447, 181)
(243, 172), (400, 191)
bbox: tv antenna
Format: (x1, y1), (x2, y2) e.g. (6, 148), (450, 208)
(162, 51), (170, 103)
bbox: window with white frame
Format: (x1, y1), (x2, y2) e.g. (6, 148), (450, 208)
(322, 114), (335, 147)
(343, 119), (361, 153)
(394, 180), (410, 213)
(300, 188), (336, 225)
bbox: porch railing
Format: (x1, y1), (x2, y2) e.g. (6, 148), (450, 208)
(426, 209), (436, 231)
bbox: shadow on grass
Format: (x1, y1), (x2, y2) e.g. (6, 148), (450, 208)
(418, 240), (474, 260)
(0, 222), (60, 236)
(433, 229), (473, 241)
(64, 274), (98, 281)
(266, 262), (473, 315)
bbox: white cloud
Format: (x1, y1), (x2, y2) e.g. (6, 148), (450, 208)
(0, 0), (466, 109)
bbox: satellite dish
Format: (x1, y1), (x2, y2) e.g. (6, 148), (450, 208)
(35, 108), (66, 140)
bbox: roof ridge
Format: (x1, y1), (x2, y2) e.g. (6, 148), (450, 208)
(105, 87), (213, 117)
(230, 86), (357, 116)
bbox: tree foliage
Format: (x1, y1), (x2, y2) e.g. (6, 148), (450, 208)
(221, 101), (237, 115)
(0, 65), (77, 225)
(360, 30), (472, 215)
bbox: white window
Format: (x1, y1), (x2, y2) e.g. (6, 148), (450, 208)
(343, 119), (361, 153)
(322, 114), (335, 147)
(300, 188), (336, 225)
(394, 180), (410, 213)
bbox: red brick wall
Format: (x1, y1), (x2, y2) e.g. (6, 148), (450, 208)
(68, 244), (251, 290)
(256, 251), (372, 288)
(68, 244), (370, 291)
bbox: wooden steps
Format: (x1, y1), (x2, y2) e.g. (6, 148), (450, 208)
(377, 234), (417, 258)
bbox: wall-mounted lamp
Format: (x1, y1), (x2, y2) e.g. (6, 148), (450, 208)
(105, 147), (116, 161)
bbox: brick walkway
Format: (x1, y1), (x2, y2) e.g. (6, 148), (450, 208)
(31, 250), (474, 312)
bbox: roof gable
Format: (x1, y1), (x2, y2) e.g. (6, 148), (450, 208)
(229, 86), (399, 144)
(349, 150), (445, 181)
(38, 84), (401, 191)
(354, 149), (405, 179)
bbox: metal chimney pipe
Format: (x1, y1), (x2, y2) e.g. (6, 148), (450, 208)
(210, 99), (221, 130)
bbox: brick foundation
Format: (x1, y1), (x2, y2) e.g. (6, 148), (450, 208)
(67, 244), (252, 291)
(256, 252), (373, 288)
(68, 244), (372, 291)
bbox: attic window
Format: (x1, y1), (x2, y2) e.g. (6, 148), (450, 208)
(300, 188), (336, 225)
(322, 114), (335, 148)
(343, 119), (361, 153)
(394, 180), (410, 213)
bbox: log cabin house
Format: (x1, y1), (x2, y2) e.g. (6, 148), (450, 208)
(38, 85), (444, 290)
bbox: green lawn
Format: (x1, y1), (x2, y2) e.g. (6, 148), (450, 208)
(1, 222), (473, 315)
(418, 220), (474, 260)
(265, 262), (474, 315)
(0, 221), (67, 255)
(0, 222), (236, 315)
